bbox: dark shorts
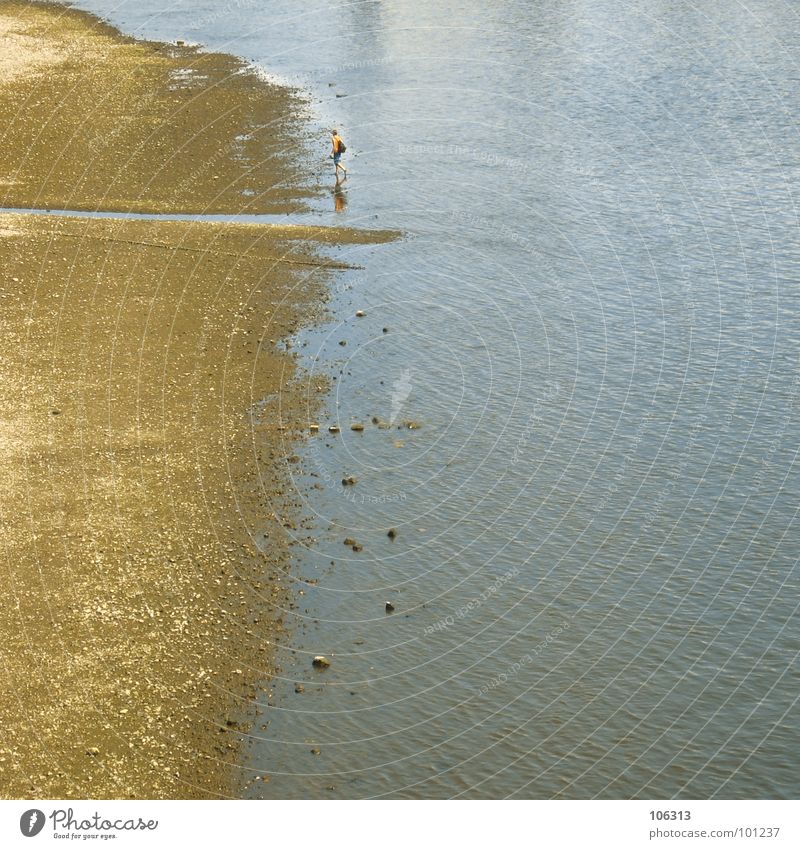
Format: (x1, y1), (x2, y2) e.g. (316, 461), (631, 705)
(333, 153), (342, 164)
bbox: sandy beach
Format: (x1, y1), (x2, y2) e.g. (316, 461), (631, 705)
(0, 1), (394, 799)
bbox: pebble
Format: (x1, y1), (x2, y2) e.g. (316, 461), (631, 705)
(350, 423), (364, 431)
(309, 424), (319, 433)
(312, 656), (330, 669)
(387, 528), (397, 539)
(343, 537), (356, 546)
(328, 425), (340, 433)
(385, 601), (395, 612)
(355, 310), (366, 317)
(341, 476), (357, 486)
(351, 544), (363, 552)
(294, 684), (305, 693)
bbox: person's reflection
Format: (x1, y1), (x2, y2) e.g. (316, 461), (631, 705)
(333, 181), (347, 213)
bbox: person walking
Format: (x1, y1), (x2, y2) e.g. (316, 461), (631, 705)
(331, 129), (347, 181)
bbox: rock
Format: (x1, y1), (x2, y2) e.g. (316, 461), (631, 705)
(382, 327), (389, 333)
(352, 544), (363, 552)
(329, 425), (341, 433)
(385, 601), (395, 612)
(343, 537), (356, 546)
(310, 747), (321, 755)
(309, 424), (319, 433)
(355, 310), (366, 317)
(350, 423), (364, 431)
(341, 476), (357, 486)
(312, 656), (330, 669)
(294, 684), (305, 693)
(387, 528), (397, 539)
(339, 339), (347, 346)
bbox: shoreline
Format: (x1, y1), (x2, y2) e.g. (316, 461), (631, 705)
(0, 1), (395, 798)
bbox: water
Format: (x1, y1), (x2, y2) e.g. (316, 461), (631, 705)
(0, 206), (317, 223)
(65, 0), (799, 798)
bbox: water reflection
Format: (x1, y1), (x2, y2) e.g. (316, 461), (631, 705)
(333, 181), (348, 212)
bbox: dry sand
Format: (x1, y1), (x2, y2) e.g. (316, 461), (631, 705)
(0, 1), (396, 799)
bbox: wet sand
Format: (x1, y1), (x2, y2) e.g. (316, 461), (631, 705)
(0, 1), (395, 798)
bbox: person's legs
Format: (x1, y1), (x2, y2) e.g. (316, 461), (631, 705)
(334, 152), (345, 179)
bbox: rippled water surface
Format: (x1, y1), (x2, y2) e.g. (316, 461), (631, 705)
(70, 0), (799, 797)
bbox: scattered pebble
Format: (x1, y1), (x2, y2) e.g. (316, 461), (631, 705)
(355, 310), (366, 317)
(387, 528), (397, 539)
(341, 476), (357, 486)
(328, 425), (340, 433)
(343, 537), (356, 546)
(350, 423), (364, 431)
(351, 544), (363, 552)
(312, 656), (330, 669)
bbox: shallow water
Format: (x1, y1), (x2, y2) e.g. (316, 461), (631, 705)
(68, 0), (799, 798)
(0, 206), (317, 223)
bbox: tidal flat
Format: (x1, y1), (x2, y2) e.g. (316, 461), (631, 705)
(0, 0), (394, 798)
